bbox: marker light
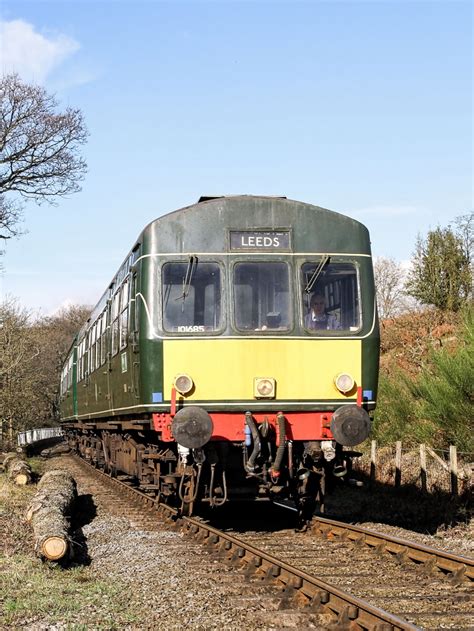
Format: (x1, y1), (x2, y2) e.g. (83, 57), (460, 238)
(254, 377), (275, 399)
(334, 373), (355, 394)
(174, 373), (194, 395)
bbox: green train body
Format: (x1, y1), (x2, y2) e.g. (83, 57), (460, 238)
(60, 196), (379, 520)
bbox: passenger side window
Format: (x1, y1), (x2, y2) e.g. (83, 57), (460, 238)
(111, 290), (120, 356)
(120, 279), (129, 350)
(100, 312), (108, 366)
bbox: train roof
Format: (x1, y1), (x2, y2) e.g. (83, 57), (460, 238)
(140, 195), (372, 255)
(73, 196), (372, 341)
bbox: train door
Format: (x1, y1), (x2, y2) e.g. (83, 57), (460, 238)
(130, 270), (140, 399)
(72, 341), (78, 417)
(120, 275), (135, 401)
(105, 293), (114, 412)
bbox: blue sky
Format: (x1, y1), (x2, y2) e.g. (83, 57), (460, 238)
(0, 0), (472, 314)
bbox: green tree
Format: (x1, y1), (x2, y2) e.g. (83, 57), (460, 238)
(405, 221), (472, 311)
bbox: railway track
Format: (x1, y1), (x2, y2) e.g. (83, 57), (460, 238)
(224, 519), (472, 630)
(66, 455), (472, 630)
(309, 516), (473, 584)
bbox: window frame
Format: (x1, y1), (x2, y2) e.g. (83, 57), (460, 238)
(231, 259), (293, 334)
(100, 310), (108, 366)
(119, 277), (130, 351)
(160, 259), (225, 336)
(300, 260), (362, 335)
(111, 287), (121, 356)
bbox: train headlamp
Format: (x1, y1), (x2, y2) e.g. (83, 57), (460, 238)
(174, 373), (194, 395)
(334, 373), (355, 394)
(254, 377), (275, 399)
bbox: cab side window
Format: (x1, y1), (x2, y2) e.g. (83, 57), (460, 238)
(162, 261), (222, 332)
(302, 262), (360, 333)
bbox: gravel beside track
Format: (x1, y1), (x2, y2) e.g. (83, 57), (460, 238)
(50, 456), (265, 630)
(49, 456), (339, 630)
(355, 521), (473, 558)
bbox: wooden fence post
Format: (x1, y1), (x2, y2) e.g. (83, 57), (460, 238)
(420, 444), (427, 492)
(449, 445), (458, 496)
(370, 440), (377, 483)
(395, 441), (402, 487)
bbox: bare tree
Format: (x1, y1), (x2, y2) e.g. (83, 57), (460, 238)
(0, 297), (37, 444)
(0, 196), (22, 239)
(0, 74), (88, 239)
(0, 299), (90, 446)
(453, 211), (474, 300)
(35, 304), (91, 421)
(373, 256), (413, 319)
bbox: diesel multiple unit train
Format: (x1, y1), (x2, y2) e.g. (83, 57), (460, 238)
(60, 195), (380, 523)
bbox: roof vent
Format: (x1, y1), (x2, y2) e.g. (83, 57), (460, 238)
(198, 196), (224, 203)
(198, 195), (287, 203)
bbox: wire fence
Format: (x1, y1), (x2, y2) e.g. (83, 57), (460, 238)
(353, 440), (473, 496)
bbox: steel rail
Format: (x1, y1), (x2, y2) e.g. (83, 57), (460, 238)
(310, 516), (473, 583)
(73, 456), (418, 630)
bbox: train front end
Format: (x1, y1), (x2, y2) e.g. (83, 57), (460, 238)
(139, 196), (379, 520)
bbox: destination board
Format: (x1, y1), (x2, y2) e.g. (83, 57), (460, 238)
(229, 230), (291, 251)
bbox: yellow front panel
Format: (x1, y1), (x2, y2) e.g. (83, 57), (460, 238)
(163, 339), (361, 400)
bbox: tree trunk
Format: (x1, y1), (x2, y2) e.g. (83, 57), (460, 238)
(40, 443), (71, 458)
(26, 469), (77, 561)
(3, 452), (33, 485)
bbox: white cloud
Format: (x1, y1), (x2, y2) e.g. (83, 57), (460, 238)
(0, 19), (79, 84)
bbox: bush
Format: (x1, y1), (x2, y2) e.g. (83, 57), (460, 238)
(374, 306), (474, 452)
(408, 306), (474, 452)
(372, 371), (439, 446)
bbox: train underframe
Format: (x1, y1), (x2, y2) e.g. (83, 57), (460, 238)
(66, 408), (365, 527)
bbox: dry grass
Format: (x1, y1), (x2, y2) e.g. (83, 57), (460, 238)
(0, 472), (36, 558)
(380, 309), (462, 377)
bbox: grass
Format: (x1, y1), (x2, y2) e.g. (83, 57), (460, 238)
(0, 555), (138, 628)
(0, 466), (139, 629)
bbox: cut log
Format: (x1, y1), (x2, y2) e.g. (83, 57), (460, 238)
(2, 452), (18, 471)
(26, 469), (77, 561)
(3, 452), (33, 485)
(40, 443), (71, 459)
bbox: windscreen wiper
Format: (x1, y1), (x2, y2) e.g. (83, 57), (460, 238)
(177, 255), (198, 309)
(304, 254), (330, 294)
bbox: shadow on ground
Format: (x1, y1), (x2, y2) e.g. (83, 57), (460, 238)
(324, 474), (472, 534)
(65, 493), (97, 567)
(204, 476), (472, 535)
